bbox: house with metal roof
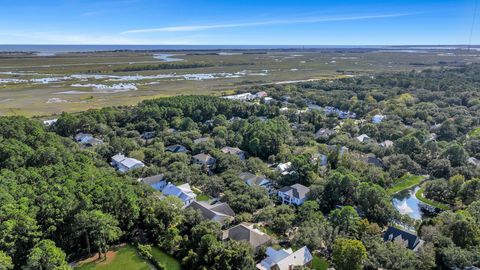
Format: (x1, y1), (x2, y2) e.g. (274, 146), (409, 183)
(256, 246), (313, 270)
(111, 153), (145, 173)
(162, 183), (196, 206)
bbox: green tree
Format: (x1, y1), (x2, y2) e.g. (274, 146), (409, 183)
(0, 251), (13, 270)
(24, 240), (70, 270)
(328, 206), (360, 236)
(442, 144), (468, 167)
(355, 183), (395, 226)
(321, 171), (359, 211)
(332, 238), (367, 270)
(74, 210), (122, 259)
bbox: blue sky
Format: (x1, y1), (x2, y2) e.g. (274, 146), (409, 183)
(0, 0), (478, 45)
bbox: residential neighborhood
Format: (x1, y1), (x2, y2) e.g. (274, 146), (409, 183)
(5, 62), (480, 270)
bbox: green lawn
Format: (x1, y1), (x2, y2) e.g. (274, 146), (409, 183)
(151, 247), (182, 270)
(258, 225), (279, 239)
(387, 174), (424, 195)
(311, 255), (329, 270)
(192, 187), (210, 201)
(76, 245), (151, 270)
(415, 188), (451, 210)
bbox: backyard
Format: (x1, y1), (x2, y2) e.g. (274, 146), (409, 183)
(75, 245), (181, 270)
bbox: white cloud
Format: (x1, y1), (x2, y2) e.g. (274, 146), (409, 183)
(122, 13), (413, 34)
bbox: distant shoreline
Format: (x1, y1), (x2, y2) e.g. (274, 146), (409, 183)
(0, 44), (479, 53)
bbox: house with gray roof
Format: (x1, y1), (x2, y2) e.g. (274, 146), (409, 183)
(140, 131), (156, 140)
(239, 172), (272, 190)
(75, 133), (103, 147)
(187, 201), (235, 226)
(139, 174), (167, 191)
(193, 137), (211, 144)
(221, 146), (246, 160)
(256, 246), (313, 270)
(222, 223), (272, 252)
(111, 153), (145, 173)
(278, 184), (310, 206)
(383, 226), (424, 251)
(192, 153), (216, 167)
(315, 128), (336, 140)
(165, 144), (189, 153)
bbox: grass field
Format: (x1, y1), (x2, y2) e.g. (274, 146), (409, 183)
(75, 245), (151, 270)
(75, 245), (182, 270)
(192, 187), (210, 201)
(151, 247), (182, 270)
(311, 255), (329, 270)
(2, 48), (479, 116)
(415, 188), (451, 210)
(387, 174), (424, 195)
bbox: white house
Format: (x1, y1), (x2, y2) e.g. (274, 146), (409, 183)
(379, 140), (394, 148)
(111, 153), (145, 173)
(256, 246), (313, 270)
(263, 97), (274, 104)
(278, 184), (310, 206)
(223, 92), (255, 101)
(356, 134), (370, 143)
(162, 183), (196, 206)
(43, 119), (57, 126)
(372, 114), (386, 124)
(468, 157), (480, 167)
(275, 162), (292, 175)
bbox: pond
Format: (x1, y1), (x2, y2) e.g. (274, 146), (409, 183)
(392, 186), (436, 220)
